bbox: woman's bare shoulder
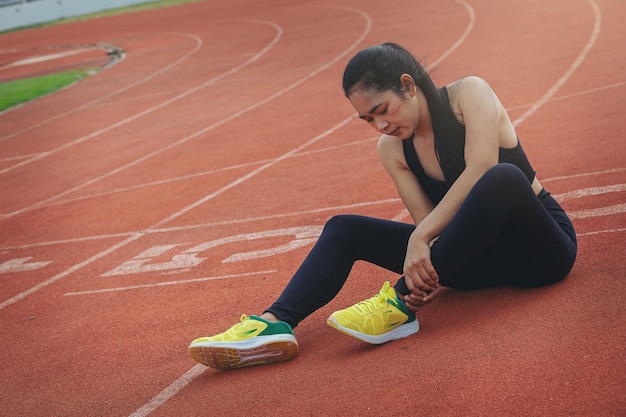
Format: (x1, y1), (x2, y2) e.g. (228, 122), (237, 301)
(446, 76), (492, 101)
(377, 135), (407, 169)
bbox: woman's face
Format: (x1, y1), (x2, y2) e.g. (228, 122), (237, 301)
(348, 76), (420, 139)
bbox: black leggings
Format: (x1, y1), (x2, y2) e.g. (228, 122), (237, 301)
(266, 164), (577, 328)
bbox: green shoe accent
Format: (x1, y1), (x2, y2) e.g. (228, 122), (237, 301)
(188, 315), (298, 370)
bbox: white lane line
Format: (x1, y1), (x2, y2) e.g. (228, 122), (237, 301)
(0, 153), (46, 162)
(18, 72), (626, 214)
(0, 32), (202, 142)
(554, 184), (626, 201)
(127, 365), (207, 417)
(0, 234), (143, 309)
(577, 227), (626, 237)
(2, 47), (99, 68)
(124, 5), (473, 415)
(64, 270), (278, 296)
(0, 22), (282, 219)
(506, 80), (626, 112)
(542, 167), (626, 183)
(428, 0), (475, 69)
(35, 137), (379, 211)
(568, 203), (626, 220)
(512, 0), (602, 127)
(0, 23), (279, 177)
(22, 73), (626, 214)
(0, 198), (401, 251)
(0, 8), (371, 309)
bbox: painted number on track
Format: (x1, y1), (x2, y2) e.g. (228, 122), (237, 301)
(0, 257), (52, 273)
(102, 225), (323, 277)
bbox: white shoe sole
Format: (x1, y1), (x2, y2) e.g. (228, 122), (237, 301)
(327, 316), (419, 344)
(188, 334), (298, 370)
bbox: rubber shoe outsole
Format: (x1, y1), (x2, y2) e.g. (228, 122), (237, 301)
(189, 336), (298, 370)
(327, 316), (419, 344)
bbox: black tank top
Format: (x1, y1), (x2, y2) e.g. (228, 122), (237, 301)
(402, 87), (536, 204)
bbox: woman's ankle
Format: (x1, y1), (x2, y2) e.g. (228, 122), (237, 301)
(260, 312), (280, 322)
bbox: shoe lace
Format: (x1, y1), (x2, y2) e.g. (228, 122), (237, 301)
(222, 314), (251, 337)
(352, 284), (392, 313)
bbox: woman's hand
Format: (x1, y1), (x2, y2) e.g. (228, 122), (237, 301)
(403, 232), (440, 295)
(401, 285), (447, 313)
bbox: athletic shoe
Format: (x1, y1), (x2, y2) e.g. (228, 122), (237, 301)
(327, 281), (419, 344)
(188, 315), (298, 370)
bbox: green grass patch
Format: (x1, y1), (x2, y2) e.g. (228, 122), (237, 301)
(0, 0), (204, 111)
(0, 68), (96, 112)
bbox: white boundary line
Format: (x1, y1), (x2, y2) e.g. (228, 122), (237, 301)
(0, 22), (284, 219)
(0, 8), (371, 309)
(64, 270), (278, 296)
(125, 4), (474, 416)
(511, 0), (601, 128)
(2, 47), (99, 67)
(0, 1), (615, 416)
(0, 32), (203, 143)
(1, 164), (619, 252)
(0, 198), (400, 251)
(15, 74), (625, 216)
(127, 365), (207, 417)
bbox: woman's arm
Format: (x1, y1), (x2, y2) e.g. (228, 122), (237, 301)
(414, 76), (503, 241)
(378, 135), (441, 302)
(377, 135), (435, 226)
(405, 76), (508, 292)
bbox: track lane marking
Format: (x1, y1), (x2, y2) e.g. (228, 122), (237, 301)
(0, 8), (371, 309)
(512, 0), (601, 128)
(0, 32), (203, 140)
(64, 270), (278, 296)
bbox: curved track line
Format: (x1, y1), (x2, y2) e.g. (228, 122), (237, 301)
(0, 199), (400, 251)
(506, 80), (625, 112)
(1, 1), (474, 219)
(34, 137), (380, 210)
(0, 32), (203, 144)
(1, 7), (379, 220)
(0, 24), (275, 176)
(3, 165), (621, 252)
(0, 21), (283, 218)
(391, 0), (474, 223)
(127, 6), (476, 414)
(24, 72), (624, 214)
(0, 7), (372, 310)
(512, 0), (601, 127)
(427, 0), (475, 70)
(395, 0), (602, 223)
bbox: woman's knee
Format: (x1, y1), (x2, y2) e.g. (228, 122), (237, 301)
(473, 164), (530, 200)
(482, 163), (527, 186)
(322, 214), (365, 236)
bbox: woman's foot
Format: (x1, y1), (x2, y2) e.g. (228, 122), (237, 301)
(188, 314), (298, 370)
(327, 281), (419, 344)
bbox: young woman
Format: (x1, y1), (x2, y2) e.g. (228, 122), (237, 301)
(188, 43), (577, 370)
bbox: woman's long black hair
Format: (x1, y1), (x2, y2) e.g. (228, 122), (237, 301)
(342, 43), (465, 188)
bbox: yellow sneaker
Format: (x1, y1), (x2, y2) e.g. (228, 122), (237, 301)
(188, 315), (298, 370)
(327, 281), (419, 344)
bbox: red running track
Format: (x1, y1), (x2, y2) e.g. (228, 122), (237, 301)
(0, 0), (624, 416)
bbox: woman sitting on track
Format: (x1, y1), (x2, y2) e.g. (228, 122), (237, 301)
(188, 42), (578, 370)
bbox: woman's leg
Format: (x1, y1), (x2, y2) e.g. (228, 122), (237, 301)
(265, 215), (415, 328)
(423, 164), (577, 289)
